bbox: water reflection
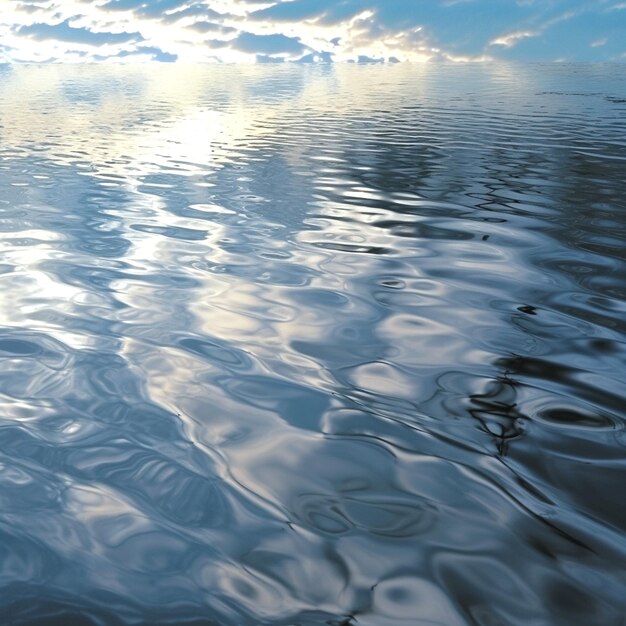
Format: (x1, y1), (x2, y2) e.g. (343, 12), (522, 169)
(0, 63), (625, 625)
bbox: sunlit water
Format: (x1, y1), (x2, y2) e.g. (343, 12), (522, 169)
(0, 63), (625, 626)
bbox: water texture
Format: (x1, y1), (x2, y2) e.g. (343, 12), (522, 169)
(0, 63), (625, 626)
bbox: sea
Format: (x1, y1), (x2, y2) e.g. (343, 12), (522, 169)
(0, 63), (625, 626)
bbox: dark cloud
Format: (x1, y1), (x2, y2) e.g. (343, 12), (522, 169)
(17, 19), (143, 45)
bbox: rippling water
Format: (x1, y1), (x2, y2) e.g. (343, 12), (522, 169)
(0, 63), (625, 626)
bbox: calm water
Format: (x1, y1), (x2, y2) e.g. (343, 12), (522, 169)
(0, 64), (625, 626)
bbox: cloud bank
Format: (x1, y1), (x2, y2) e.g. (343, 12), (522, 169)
(0, 0), (624, 63)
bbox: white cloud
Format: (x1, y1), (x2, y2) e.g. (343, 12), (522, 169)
(490, 30), (538, 48)
(0, 0), (621, 63)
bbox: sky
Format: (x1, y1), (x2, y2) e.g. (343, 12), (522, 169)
(0, 0), (624, 63)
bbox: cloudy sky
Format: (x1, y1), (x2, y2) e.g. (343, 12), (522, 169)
(0, 0), (624, 63)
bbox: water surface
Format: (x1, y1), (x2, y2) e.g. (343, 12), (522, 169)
(0, 63), (625, 626)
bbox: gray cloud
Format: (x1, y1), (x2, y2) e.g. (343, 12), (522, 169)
(161, 5), (228, 24)
(14, 2), (48, 14)
(188, 21), (237, 35)
(232, 32), (308, 56)
(17, 19), (143, 45)
(117, 45), (177, 61)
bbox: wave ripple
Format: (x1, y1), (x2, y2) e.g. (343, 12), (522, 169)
(0, 63), (625, 626)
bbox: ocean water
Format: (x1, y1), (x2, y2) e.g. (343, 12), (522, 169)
(0, 63), (625, 626)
